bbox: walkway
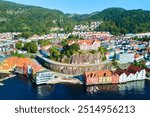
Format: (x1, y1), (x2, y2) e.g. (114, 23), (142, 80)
(36, 54), (111, 67)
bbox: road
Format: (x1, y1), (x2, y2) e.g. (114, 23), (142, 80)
(36, 54), (111, 67)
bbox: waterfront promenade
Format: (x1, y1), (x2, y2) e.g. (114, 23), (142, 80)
(47, 77), (83, 85)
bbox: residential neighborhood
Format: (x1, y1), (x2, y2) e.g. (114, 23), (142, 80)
(1, 0), (150, 101)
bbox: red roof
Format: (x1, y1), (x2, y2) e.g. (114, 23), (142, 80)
(115, 69), (124, 75)
(145, 68), (150, 72)
(128, 65), (143, 73)
(69, 39), (100, 46)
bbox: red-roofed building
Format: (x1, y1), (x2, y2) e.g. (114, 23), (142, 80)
(111, 72), (119, 84)
(84, 71), (99, 85)
(145, 68), (150, 77)
(68, 39), (100, 50)
(115, 65), (146, 83)
(84, 65), (146, 85)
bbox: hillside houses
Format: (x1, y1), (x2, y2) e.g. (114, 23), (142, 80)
(74, 21), (102, 31)
(0, 32), (20, 40)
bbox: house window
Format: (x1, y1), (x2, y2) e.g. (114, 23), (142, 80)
(104, 73), (106, 77)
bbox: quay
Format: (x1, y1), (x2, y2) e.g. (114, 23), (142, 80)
(146, 77), (150, 80)
(47, 77), (83, 85)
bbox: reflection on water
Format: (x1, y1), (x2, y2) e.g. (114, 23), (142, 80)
(86, 80), (145, 95)
(118, 80), (145, 95)
(36, 85), (54, 98)
(1, 75), (149, 100)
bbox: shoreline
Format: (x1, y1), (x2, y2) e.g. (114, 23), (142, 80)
(0, 75), (16, 82)
(146, 77), (150, 80)
(0, 82), (4, 86)
(44, 77), (83, 85)
(86, 79), (148, 86)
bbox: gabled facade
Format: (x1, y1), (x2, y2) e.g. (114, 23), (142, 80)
(84, 65), (146, 85)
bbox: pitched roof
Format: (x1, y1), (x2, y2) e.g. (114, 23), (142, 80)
(134, 54), (141, 59)
(128, 65), (142, 73)
(115, 65), (143, 76)
(97, 70), (112, 77)
(69, 39), (100, 46)
(85, 71), (98, 77)
(145, 68), (150, 72)
(115, 69), (125, 75)
(0, 57), (43, 73)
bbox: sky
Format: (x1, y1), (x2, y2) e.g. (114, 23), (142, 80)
(5, 0), (150, 14)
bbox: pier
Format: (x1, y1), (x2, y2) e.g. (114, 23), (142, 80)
(47, 77), (83, 85)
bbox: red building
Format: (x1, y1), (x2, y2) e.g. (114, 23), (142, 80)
(111, 72), (119, 84)
(84, 71), (99, 85)
(84, 70), (119, 85)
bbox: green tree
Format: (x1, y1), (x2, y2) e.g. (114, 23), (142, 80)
(61, 40), (68, 47)
(38, 39), (51, 46)
(49, 46), (61, 61)
(112, 59), (119, 69)
(133, 61), (146, 68)
(15, 41), (23, 50)
(98, 46), (108, 56)
(90, 50), (97, 54)
(22, 32), (32, 39)
(24, 42), (38, 53)
(69, 43), (80, 52)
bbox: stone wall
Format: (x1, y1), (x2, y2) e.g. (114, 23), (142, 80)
(36, 55), (109, 75)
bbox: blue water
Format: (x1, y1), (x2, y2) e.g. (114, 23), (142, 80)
(0, 75), (150, 100)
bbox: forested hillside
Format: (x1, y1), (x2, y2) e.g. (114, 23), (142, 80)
(0, 0), (76, 35)
(1, 0), (150, 35)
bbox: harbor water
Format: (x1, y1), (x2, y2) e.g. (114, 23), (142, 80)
(1, 75), (150, 100)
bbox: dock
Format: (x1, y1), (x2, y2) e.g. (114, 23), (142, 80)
(47, 77), (83, 85)
(146, 77), (150, 80)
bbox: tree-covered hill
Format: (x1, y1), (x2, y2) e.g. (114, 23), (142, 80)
(0, 0), (76, 35)
(84, 8), (150, 35)
(1, 0), (150, 35)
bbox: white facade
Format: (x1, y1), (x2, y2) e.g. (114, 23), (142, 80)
(80, 42), (100, 50)
(119, 69), (146, 83)
(136, 69), (146, 80)
(119, 53), (135, 64)
(127, 73), (135, 82)
(34, 71), (54, 85)
(119, 73), (127, 83)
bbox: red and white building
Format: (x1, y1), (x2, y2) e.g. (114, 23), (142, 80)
(68, 39), (100, 50)
(84, 65), (146, 85)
